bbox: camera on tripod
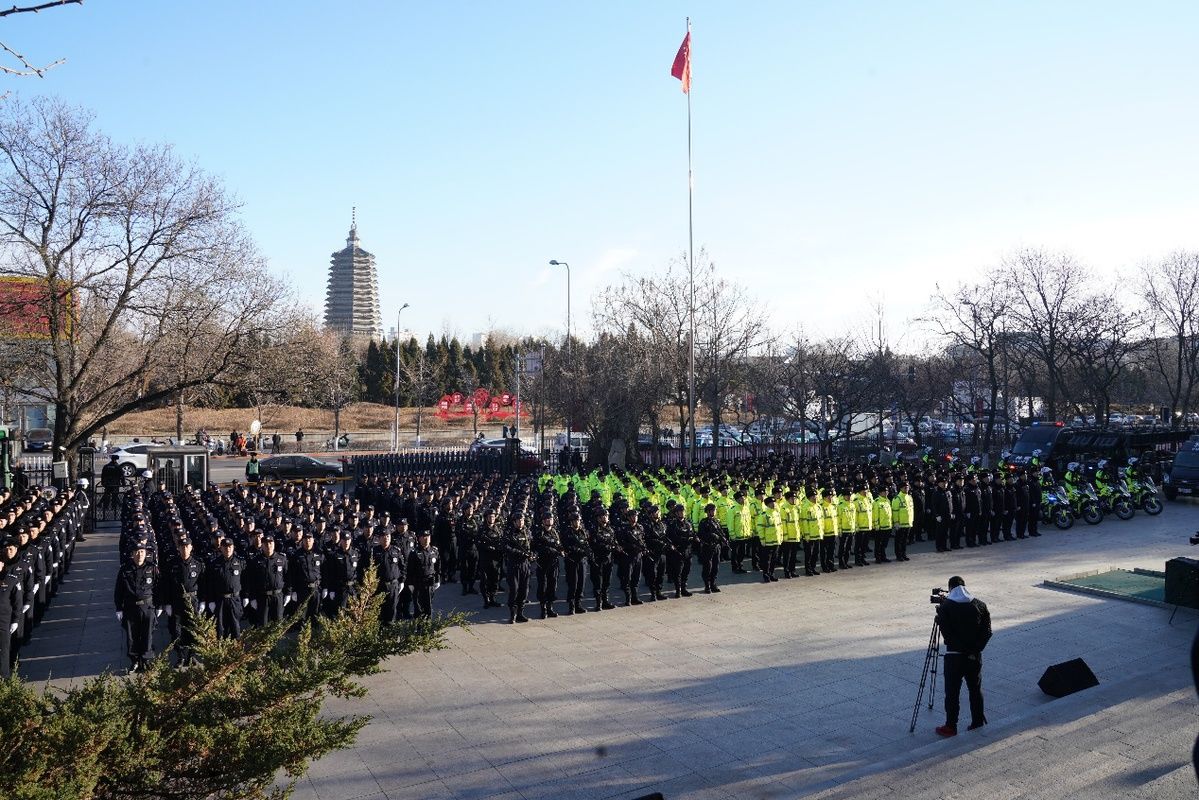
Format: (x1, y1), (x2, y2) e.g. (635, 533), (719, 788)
(929, 587), (947, 604)
(1189, 532), (1199, 546)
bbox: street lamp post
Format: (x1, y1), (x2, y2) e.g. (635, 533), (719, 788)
(392, 303), (410, 452)
(549, 260), (571, 454)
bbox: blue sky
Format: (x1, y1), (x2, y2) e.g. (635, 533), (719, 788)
(5, 1), (1198, 347)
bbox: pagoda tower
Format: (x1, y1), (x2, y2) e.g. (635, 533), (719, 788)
(323, 208), (382, 340)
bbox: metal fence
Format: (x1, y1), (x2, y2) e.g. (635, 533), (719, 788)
(352, 447), (512, 479)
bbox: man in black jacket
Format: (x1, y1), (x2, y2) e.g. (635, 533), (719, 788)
(935, 575), (992, 737)
(933, 475), (953, 553)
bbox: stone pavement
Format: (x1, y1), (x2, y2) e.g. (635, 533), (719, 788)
(17, 504), (1199, 799)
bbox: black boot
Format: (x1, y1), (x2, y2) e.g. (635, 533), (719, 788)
(655, 589), (668, 600)
(680, 585), (693, 597)
(601, 592), (616, 610)
(710, 583), (721, 593)
(546, 603), (558, 618)
(594, 593), (604, 612)
(629, 591), (643, 606)
(539, 603), (548, 620)
(703, 584), (712, 593)
(508, 609), (517, 624)
(574, 600), (587, 614)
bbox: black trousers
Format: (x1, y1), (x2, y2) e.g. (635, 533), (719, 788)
(943, 652), (986, 727)
(565, 556), (587, 602)
(1014, 512), (1028, 538)
(589, 558), (612, 595)
(950, 517), (964, 548)
(256, 592), (286, 625)
(749, 536), (761, 569)
(213, 596), (243, 640)
(819, 536), (835, 570)
(123, 602), (155, 660)
(1003, 512), (1015, 539)
(641, 553), (665, 593)
(1028, 505), (1040, 535)
(780, 541), (799, 576)
(837, 531), (853, 565)
(698, 547), (719, 586)
(296, 586), (321, 621)
(936, 519), (951, 551)
(0, 624), (11, 678)
(379, 582), (403, 624)
(895, 527), (909, 559)
(616, 552), (642, 592)
(168, 595), (200, 656)
(411, 583), (434, 618)
(873, 529), (891, 561)
(666, 551), (691, 588)
(479, 548), (501, 596)
(854, 531), (870, 561)
(730, 539), (749, 570)
(757, 544), (778, 577)
(506, 559), (531, 609)
(458, 543), (479, 586)
(536, 556), (559, 603)
(989, 514), (1002, 543)
(436, 537), (457, 581)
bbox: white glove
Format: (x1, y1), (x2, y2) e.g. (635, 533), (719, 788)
(8, 623), (15, 634)
(21, 604), (30, 614)
(164, 605), (173, 617)
(43, 576), (50, 585)
(935, 516), (943, 523)
(116, 611), (124, 622)
(241, 597), (249, 608)
(397, 583), (405, 593)
(287, 592), (297, 604)
(249, 599), (258, 610)
(433, 582), (441, 592)
(31, 583), (38, 596)
(206, 602), (215, 613)
(155, 607), (163, 617)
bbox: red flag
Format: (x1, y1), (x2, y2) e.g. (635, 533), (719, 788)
(670, 31), (691, 93)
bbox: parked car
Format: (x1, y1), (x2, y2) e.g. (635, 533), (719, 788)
(257, 455), (344, 483)
(108, 443), (166, 478)
(22, 427), (52, 452)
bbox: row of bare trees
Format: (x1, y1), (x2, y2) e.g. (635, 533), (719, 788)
(531, 247), (1199, 464)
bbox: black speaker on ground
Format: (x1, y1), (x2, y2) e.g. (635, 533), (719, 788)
(1038, 658), (1099, 698)
(1165, 558), (1199, 609)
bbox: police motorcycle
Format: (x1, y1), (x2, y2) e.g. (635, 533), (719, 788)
(1039, 469), (1075, 530)
(1122, 458), (1164, 515)
(1092, 460), (1136, 521)
(1063, 463), (1104, 525)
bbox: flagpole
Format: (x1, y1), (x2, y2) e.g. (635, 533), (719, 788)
(685, 17), (696, 469)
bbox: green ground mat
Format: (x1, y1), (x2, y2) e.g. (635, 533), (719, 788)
(1044, 568), (1166, 606)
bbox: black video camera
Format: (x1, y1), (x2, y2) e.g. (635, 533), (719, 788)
(1190, 531), (1199, 546)
(930, 587), (947, 604)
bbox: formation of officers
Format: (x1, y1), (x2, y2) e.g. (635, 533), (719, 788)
(106, 452), (1050, 671)
(354, 451), (1047, 624)
(0, 484), (89, 678)
(112, 479), (441, 671)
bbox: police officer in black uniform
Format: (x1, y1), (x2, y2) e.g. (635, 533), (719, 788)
(166, 536), (204, 666)
(502, 514), (533, 623)
(475, 509), (503, 610)
(587, 508), (617, 611)
(666, 503), (696, 598)
(205, 538), (245, 639)
(697, 502), (726, 594)
(373, 527), (406, 624)
(114, 542), (159, 671)
(289, 530), (324, 621)
(641, 505), (669, 602)
(249, 535), (289, 625)
(406, 528), (439, 619)
(0, 543), (24, 678)
(615, 507), (646, 607)
(532, 512), (562, 619)
(322, 533), (361, 617)
(560, 512), (590, 615)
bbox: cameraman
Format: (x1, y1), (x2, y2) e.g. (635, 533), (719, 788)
(935, 575), (992, 736)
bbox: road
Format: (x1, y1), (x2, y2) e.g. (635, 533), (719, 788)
(207, 454), (351, 486)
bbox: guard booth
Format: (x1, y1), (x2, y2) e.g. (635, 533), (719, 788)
(148, 446), (209, 494)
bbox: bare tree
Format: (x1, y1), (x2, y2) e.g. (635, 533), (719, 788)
(300, 330), (361, 449)
(0, 1), (81, 78)
(0, 97), (290, 466)
(397, 342), (436, 445)
(925, 276), (1010, 450)
(1141, 251), (1199, 427)
(1001, 248), (1089, 421)
(1062, 292), (1144, 424)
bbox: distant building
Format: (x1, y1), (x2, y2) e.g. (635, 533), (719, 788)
(324, 210), (382, 340)
(470, 331), (489, 349)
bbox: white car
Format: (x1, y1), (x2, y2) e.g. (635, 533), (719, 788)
(106, 443), (165, 478)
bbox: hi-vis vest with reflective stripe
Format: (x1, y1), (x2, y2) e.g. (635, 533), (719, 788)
(801, 501), (824, 540)
(892, 492), (914, 528)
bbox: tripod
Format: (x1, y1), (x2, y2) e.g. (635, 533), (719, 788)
(909, 619), (941, 733)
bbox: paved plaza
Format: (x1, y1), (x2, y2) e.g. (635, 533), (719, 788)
(19, 503), (1199, 799)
